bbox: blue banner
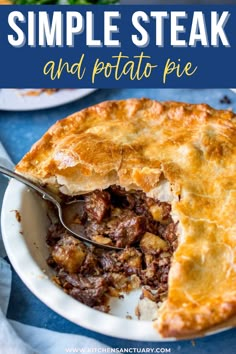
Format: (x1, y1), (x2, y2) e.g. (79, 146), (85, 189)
(0, 5), (235, 88)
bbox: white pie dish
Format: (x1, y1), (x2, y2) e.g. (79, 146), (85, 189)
(0, 89), (96, 111)
(1, 179), (235, 341)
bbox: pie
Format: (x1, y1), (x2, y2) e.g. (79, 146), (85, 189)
(16, 98), (236, 338)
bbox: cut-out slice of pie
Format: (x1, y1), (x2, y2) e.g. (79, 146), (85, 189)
(16, 98), (236, 337)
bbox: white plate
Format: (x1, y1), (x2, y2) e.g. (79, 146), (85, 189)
(0, 89), (96, 111)
(1, 179), (234, 341)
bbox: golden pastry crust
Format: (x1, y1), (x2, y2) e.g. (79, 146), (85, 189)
(0, 0), (12, 4)
(16, 98), (236, 337)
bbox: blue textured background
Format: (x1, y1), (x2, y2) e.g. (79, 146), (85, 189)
(1, 88), (236, 353)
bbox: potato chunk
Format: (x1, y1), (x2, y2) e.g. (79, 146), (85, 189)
(118, 248), (142, 275)
(149, 203), (171, 224)
(92, 235), (113, 245)
(140, 232), (168, 253)
(52, 236), (86, 274)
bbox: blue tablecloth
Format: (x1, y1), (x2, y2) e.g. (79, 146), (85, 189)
(1, 88), (236, 353)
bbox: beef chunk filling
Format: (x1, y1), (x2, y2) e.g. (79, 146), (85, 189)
(58, 270), (110, 310)
(107, 211), (146, 247)
(85, 190), (111, 222)
(47, 185), (178, 313)
(82, 186), (171, 248)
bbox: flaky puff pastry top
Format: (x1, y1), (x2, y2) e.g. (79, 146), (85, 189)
(16, 98), (236, 337)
